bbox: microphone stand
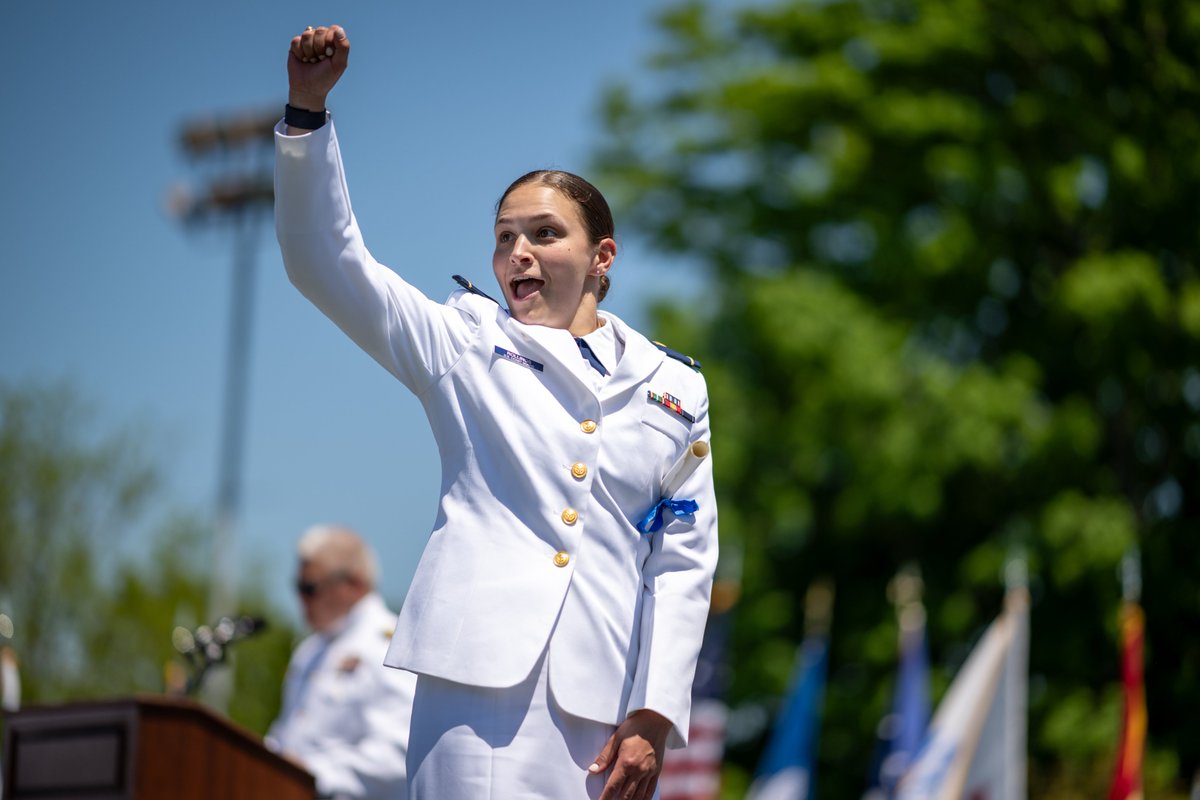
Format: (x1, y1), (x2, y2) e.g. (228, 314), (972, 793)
(171, 615), (267, 696)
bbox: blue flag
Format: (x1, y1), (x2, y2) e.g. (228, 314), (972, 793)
(747, 635), (829, 800)
(864, 614), (931, 798)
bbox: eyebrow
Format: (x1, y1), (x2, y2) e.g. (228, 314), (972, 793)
(494, 212), (564, 228)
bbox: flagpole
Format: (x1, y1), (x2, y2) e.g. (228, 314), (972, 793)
(804, 579), (835, 639)
(1120, 549), (1141, 604)
(1003, 554), (1030, 800)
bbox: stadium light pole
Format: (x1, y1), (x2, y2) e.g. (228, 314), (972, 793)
(170, 107), (278, 708)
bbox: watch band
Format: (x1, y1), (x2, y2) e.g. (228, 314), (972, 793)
(285, 103), (327, 130)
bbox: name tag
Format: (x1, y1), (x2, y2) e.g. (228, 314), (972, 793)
(494, 346), (544, 372)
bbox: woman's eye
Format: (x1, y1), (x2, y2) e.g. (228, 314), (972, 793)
(497, 232), (513, 244)
(537, 227), (557, 239)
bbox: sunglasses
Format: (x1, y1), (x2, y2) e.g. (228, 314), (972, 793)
(296, 572), (349, 598)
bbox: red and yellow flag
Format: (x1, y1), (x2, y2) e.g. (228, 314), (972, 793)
(1108, 602), (1146, 800)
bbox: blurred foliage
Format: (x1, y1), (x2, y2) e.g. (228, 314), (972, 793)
(0, 382), (296, 736)
(595, 0), (1200, 795)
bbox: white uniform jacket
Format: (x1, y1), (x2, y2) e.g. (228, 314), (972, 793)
(275, 119), (718, 747)
(266, 593), (417, 800)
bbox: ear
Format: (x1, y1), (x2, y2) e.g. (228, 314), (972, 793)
(592, 237), (617, 276)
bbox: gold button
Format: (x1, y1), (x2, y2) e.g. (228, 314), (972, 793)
(570, 462), (588, 479)
(561, 508), (578, 525)
(553, 551), (570, 567)
(580, 419), (597, 434)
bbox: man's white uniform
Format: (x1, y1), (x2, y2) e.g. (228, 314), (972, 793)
(267, 593), (416, 800)
(275, 118), (718, 792)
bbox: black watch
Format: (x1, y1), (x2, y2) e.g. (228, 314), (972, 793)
(285, 104), (327, 130)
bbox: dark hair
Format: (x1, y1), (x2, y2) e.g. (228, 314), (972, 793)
(497, 170), (614, 301)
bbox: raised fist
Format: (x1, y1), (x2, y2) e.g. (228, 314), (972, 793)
(287, 25), (350, 112)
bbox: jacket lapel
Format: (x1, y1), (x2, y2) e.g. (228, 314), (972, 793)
(497, 310), (665, 401)
(598, 312), (666, 403)
(504, 317), (598, 391)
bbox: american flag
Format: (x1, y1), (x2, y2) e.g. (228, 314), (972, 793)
(659, 582), (736, 800)
(659, 698), (728, 800)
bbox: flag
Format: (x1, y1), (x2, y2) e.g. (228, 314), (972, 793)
(659, 698), (728, 800)
(865, 604), (931, 799)
(895, 587), (1029, 800)
(1108, 601), (1146, 800)
(746, 634), (830, 800)
(659, 582), (736, 800)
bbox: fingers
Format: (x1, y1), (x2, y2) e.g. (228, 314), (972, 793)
(329, 26), (350, 69)
(596, 733), (661, 800)
(598, 771), (621, 800)
(589, 731), (617, 777)
(600, 769), (652, 800)
(291, 25), (347, 64)
(593, 732), (619, 800)
(286, 24), (349, 109)
(313, 27), (335, 61)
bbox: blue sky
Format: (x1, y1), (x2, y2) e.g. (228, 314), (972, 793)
(2, 2), (714, 624)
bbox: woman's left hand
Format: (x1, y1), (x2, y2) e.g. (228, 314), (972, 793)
(591, 709), (672, 800)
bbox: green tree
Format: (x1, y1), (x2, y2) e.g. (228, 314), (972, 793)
(0, 382), (157, 701)
(81, 518), (297, 735)
(596, 0), (1199, 794)
(0, 382), (295, 735)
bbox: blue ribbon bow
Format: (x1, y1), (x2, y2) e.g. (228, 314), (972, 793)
(637, 498), (700, 535)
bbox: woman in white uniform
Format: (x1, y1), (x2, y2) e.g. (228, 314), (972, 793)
(277, 25), (719, 800)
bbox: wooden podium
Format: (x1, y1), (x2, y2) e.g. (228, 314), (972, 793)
(2, 695), (316, 800)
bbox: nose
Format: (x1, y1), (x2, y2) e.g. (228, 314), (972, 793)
(510, 234), (534, 265)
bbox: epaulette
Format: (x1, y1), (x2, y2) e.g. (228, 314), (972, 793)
(654, 341), (702, 372)
(452, 274), (499, 305)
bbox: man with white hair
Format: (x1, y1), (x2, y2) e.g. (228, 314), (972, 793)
(266, 525), (416, 800)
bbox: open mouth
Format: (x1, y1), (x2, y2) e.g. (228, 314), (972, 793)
(511, 275), (545, 301)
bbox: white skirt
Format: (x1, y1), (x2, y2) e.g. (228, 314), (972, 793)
(406, 650), (617, 799)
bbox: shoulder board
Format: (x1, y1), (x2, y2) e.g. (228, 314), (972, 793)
(452, 274), (499, 305)
(654, 341), (702, 372)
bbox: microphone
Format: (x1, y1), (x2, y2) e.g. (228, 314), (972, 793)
(214, 615), (268, 645)
(170, 615), (269, 695)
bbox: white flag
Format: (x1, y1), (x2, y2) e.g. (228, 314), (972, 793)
(0, 646), (20, 712)
(895, 588), (1029, 800)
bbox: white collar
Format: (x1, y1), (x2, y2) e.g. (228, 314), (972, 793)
(580, 316), (623, 378)
(318, 592), (384, 641)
